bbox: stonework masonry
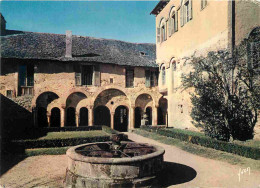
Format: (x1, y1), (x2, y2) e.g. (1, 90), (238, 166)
(152, 0), (260, 130)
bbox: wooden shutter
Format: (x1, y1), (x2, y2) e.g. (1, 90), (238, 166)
(145, 70), (151, 87)
(154, 71), (159, 86)
(157, 27), (161, 43)
(189, 0), (193, 20)
(94, 65), (100, 86)
(176, 11), (178, 31)
(126, 69), (134, 88)
(74, 65), (82, 86)
(180, 6), (183, 27)
(75, 73), (81, 86)
(168, 18), (172, 37)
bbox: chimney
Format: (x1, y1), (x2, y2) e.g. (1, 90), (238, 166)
(65, 30), (72, 58)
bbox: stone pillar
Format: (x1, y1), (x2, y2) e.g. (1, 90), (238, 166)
(47, 112), (51, 128)
(129, 105), (135, 130)
(153, 106), (158, 126)
(111, 112), (115, 129)
(76, 112), (79, 127)
(61, 104), (66, 127)
(89, 106), (93, 126)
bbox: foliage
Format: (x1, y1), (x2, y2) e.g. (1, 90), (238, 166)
(12, 135), (111, 149)
(182, 34), (260, 141)
(139, 127), (260, 160)
(134, 129), (260, 170)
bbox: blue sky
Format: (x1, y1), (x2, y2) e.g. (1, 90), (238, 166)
(0, 1), (158, 43)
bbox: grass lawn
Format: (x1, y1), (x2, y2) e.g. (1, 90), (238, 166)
(37, 130), (109, 140)
(133, 129), (260, 171)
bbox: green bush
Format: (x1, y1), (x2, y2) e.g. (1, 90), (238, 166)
(141, 127), (260, 160)
(12, 136), (110, 149)
(102, 126), (128, 140)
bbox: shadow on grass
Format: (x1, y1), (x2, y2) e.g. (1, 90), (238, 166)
(154, 161), (197, 187)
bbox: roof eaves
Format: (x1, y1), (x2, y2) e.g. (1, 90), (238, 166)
(150, 0), (170, 15)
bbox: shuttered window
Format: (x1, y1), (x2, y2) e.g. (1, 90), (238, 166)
(162, 67), (166, 85)
(181, 0), (192, 27)
(145, 70), (151, 87)
(18, 65), (34, 87)
(94, 65), (100, 86)
(157, 27), (161, 43)
(201, 0), (207, 10)
(82, 65), (93, 85)
(126, 68), (134, 88)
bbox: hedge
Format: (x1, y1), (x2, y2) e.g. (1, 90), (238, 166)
(102, 126), (128, 141)
(140, 126), (260, 160)
(12, 136), (111, 149)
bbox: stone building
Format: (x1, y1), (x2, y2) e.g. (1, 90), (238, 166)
(151, 0), (260, 130)
(0, 15), (165, 132)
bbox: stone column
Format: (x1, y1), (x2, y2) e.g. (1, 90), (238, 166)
(153, 106), (158, 126)
(111, 112), (115, 130)
(89, 106), (93, 126)
(61, 104), (66, 127)
(76, 112), (79, 127)
(129, 105), (135, 130)
(47, 112), (51, 127)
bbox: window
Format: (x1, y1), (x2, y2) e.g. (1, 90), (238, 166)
(161, 25), (166, 42)
(75, 64), (100, 86)
(201, 0), (207, 10)
(162, 67), (166, 85)
(181, 0), (192, 27)
(169, 8), (178, 37)
(172, 62), (177, 91)
(157, 18), (166, 43)
(126, 68), (134, 88)
(110, 78), (113, 84)
(145, 70), (159, 87)
(6, 90), (13, 98)
(82, 65), (93, 85)
(18, 64), (34, 96)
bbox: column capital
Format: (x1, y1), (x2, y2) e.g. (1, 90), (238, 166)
(89, 105), (94, 110)
(61, 104), (66, 109)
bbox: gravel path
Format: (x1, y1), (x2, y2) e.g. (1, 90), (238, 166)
(0, 132), (260, 188)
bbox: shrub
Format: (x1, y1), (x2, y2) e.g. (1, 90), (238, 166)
(12, 136), (111, 149)
(140, 127), (260, 160)
(182, 37), (260, 141)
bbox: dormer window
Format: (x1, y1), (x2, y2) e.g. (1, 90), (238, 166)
(140, 51), (147, 56)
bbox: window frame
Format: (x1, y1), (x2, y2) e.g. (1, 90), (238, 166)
(125, 68), (135, 88)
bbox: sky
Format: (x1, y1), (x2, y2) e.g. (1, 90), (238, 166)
(0, 1), (158, 43)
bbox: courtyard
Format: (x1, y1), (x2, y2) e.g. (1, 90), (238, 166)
(0, 132), (260, 188)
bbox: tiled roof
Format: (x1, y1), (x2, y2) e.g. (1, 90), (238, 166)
(0, 31), (157, 67)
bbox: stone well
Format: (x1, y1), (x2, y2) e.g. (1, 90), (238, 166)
(64, 140), (165, 188)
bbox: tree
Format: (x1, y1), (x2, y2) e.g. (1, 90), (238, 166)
(182, 32), (259, 141)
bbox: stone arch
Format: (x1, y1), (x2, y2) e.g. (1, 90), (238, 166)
(169, 5), (176, 17)
(35, 91), (59, 127)
(92, 86), (129, 102)
(158, 97), (168, 126)
(50, 107), (60, 127)
(32, 90), (61, 108)
(114, 105), (129, 132)
(134, 107), (142, 128)
(135, 94), (154, 114)
(134, 92), (156, 107)
(94, 88), (130, 112)
(79, 107), (88, 126)
(36, 91), (59, 109)
(65, 92), (87, 109)
(246, 27), (260, 40)
(61, 89), (90, 106)
(94, 105), (111, 127)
